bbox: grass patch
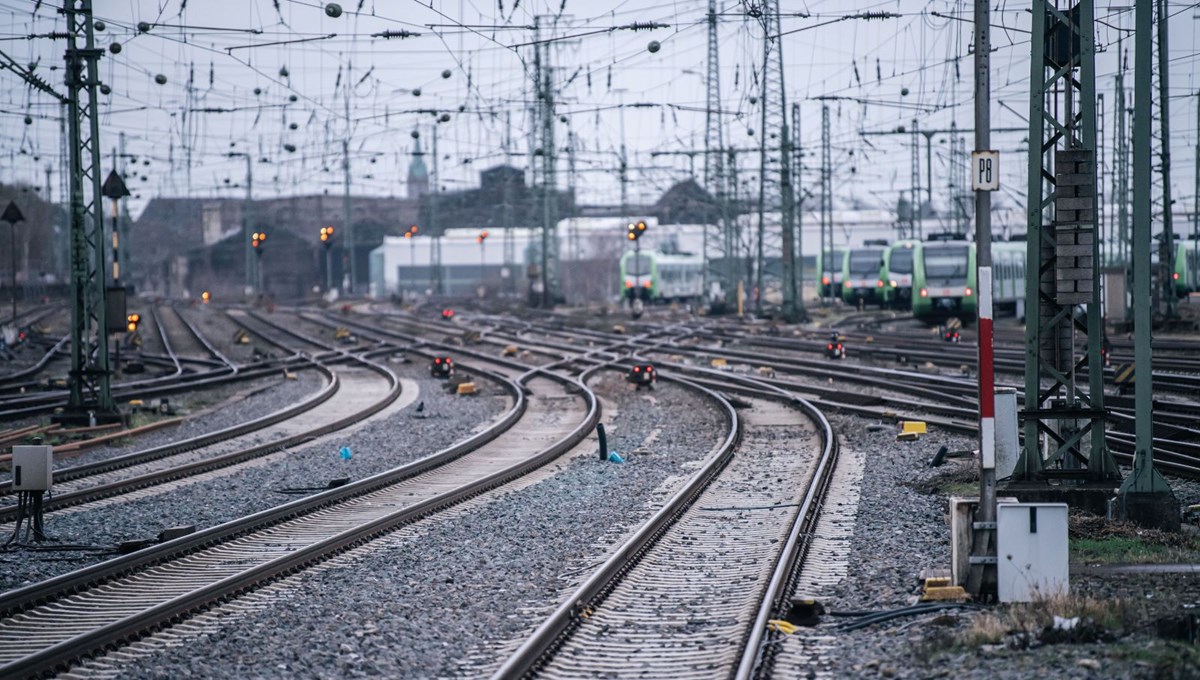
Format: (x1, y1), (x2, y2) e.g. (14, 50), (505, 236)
(1070, 537), (1189, 564)
(962, 595), (1131, 647)
(941, 481), (981, 497)
(1069, 512), (1200, 564)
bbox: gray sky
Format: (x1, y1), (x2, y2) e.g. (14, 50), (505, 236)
(1, 0), (1197, 226)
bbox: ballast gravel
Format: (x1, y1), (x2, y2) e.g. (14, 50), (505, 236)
(108, 371), (726, 679)
(54, 369), (326, 471)
(0, 366), (507, 591)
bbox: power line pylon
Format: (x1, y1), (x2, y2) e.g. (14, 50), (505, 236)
(1012, 0), (1119, 487)
(752, 0), (799, 320)
(533, 17), (559, 307)
(62, 0), (119, 424)
(703, 0), (733, 307)
(1153, 0), (1176, 319)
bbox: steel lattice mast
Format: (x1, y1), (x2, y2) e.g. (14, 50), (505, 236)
(703, 0), (732, 303)
(1013, 0), (1119, 484)
(63, 0), (117, 423)
(753, 0), (799, 320)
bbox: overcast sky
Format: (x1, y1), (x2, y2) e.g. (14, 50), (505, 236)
(1, 0), (1197, 228)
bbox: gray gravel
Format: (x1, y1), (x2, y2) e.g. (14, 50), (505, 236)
(108, 370), (726, 679)
(55, 369), (327, 470)
(0, 365), (507, 591)
(773, 414), (1200, 679)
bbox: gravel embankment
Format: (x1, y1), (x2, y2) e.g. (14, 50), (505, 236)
(0, 366), (507, 591)
(55, 370), (327, 470)
(774, 414), (1200, 679)
(108, 371), (726, 679)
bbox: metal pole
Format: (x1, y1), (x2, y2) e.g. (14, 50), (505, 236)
(1155, 0), (1175, 317)
(344, 138), (353, 295)
(325, 246), (333, 292)
(966, 0), (996, 599)
(244, 156), (253, 295)
(1120, 0), (1170, 498)
(8, 223), (15, 320)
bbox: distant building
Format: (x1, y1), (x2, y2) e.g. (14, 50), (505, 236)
(417, 164), (574, 234)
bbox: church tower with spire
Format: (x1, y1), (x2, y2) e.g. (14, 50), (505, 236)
(406, 133), (429, 199)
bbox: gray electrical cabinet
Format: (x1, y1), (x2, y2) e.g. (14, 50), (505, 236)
(997, 502), (1069, 602)
(11, 445), (53, 491)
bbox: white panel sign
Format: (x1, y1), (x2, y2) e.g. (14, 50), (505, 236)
(971, 150), (1000, 191)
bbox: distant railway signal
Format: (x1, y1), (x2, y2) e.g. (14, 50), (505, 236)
(125, 313), (140, 333)
(626, 220), (648, 241)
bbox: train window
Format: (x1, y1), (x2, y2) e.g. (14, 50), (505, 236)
(923, 245), (969, 279)
(888, 248), (913, 274)
(849, 250), (883, 275)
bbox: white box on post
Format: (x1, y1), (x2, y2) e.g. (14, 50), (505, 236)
(997, 502), (1069, 602)
(11, 445), (53, 491)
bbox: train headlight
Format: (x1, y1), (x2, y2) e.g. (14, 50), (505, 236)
(625, 280), (633, 288)
(1173, 272), (1180, 280)
(821, 276), (830, 285)
(964, 287), (973, 296)
(889, 280), (897, 288)
(919, 288), (928, 298)
(642, 280), (651, 288)
(876, 280), (884, 288)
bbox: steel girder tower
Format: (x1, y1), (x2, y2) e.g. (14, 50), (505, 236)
(703, 0), (734, 303)
(910, 119), (922, 238)
(819, 105), (832, 306)
(63, 0), (118, 423)
(1153, 0), (1176, 318)
(1013, 0), (1119, 484)
(533, 18), (560, 308)
(752, 0), (799, 320)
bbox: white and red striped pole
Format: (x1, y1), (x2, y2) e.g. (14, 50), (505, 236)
(978, 267), (995, 470)
(965, 0), (997, 598)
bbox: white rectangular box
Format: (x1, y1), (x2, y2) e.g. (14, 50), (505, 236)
(995, 389), (1020, 480)
(11, 445), (53, 491)
(997, 502), (1069, 602)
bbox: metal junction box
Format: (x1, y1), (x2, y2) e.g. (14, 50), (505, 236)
(997, 502), (1069, 602)
(11, 445), (53, 491)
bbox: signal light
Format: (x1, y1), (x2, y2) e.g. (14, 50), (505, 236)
(627, 231), (636, 241)
(126, 312), (140, 333)
(627, 363), (656, 388)
(441, 308), (455, 319)
(201, 290), (211, 303)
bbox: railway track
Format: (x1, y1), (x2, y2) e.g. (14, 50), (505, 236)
(495, 367), (837, 679)
(482, 317), (1200, 478)
(0, 308), (698, 676)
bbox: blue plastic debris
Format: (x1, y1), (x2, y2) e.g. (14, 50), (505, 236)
(607, 451), (625, 464)
(340, 446), (352, 461)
